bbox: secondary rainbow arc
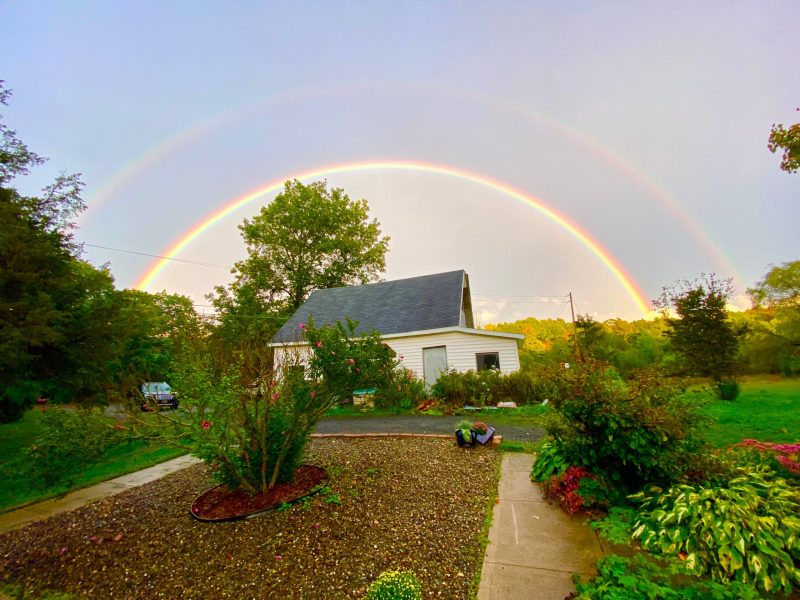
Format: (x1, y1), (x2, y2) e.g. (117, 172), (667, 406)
(134, 160), (652, 315)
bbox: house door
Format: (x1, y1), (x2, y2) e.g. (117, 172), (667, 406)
(422, 346), (448, 387)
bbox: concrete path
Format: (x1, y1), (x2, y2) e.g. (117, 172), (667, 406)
(0, 455), (201, 534)
(478, 453), (603, 600)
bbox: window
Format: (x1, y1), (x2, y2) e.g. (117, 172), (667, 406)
(476, 352), (500, 371)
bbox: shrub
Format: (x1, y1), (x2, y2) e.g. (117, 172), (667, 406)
(432, 367), (558, 407)
(574, 554), (761, 599)
(630, 467), (800, 594)
(24, 407), (119, 488)
(716, 379), (741, 401)
(365, 570), (422, 600)
(373, 368), (427, 410)
(544, 466), (596, 515)
(530, 440), (568, 482)
(545, 360), (711, 492)
(189, 319), (402, 493)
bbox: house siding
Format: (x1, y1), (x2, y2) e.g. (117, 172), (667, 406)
(272, 330), (521, 383)
(386, 331), (520, 379)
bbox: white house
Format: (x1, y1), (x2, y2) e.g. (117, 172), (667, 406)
(269, 270), (524, 386)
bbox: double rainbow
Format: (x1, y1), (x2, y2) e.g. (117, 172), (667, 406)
(134, 160), (652, 315)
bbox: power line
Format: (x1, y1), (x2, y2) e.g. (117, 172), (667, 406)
(83, 243), (231, 269)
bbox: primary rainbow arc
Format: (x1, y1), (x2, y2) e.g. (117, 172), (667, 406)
(134, 160), (652, 315)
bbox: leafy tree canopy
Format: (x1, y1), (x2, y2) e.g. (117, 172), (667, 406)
(655, 274), (741, 382)
(748, 260), (800, 308)
(768, 108), (800, 174)
(211, 179), (389, 341)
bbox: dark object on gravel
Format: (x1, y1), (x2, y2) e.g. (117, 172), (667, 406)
(191, 465), (329, 522)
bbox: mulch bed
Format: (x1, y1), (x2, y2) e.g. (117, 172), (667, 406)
(191, 465), (329, 521)
(0, 438), (500, 599)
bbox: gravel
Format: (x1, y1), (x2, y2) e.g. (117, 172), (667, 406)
(0, 438), (501, 599)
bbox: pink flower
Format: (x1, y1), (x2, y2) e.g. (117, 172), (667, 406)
(272, 392), (280, 401)
(316, 341), (323, 348)
(310, 391), (316, 399)
(201, 420), (211, 430)
(299, 323), (306, 329)
(330, 351), (336, 355)
(274, 555), (282, 560)
(355, 367), (360, 373)
(347, 358), (356, 365)
(399, 354), (405, 360)
(37, 397), (47, 404)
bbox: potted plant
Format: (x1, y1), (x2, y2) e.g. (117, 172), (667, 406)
(472, 421), (496, 445)
(455, 419), (475, 447)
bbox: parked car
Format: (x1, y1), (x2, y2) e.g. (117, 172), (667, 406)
(138, 381), (179, 411)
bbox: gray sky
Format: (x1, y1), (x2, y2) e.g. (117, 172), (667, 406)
(2, 1), (798, 322)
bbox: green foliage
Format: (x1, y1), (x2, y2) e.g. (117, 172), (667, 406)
(574, 554), (761, 599)
(630, 467), (800, 594)
(716, 379), (741, 401)
(590, 506), (638, 546)
(530, 440), (568, 482)
(656, 274), (741, 382)
(373, 368), (427, 410)
(210, 179), (389, 346)
(431, 367), (556, 406)
(189, 320), (400, 493)
(768, 113), (800, 174)
(545, 360), (711, 492)
(365, 570), (422, 600)
(18, 407), (118, 488)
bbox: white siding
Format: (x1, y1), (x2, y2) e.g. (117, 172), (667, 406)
(386, 331), (520, 380)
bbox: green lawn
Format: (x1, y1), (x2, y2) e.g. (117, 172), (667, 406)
(0, 409), (190, 513)
(703, 377), (800, 447)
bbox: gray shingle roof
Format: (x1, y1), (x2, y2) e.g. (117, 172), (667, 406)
(271, 270), (468, 343)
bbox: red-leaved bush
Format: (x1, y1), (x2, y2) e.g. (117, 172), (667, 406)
(545, 466), (594, 515)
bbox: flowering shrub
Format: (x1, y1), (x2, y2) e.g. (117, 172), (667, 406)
(365, 570), (422, 600)
(736, 438), (800, 476)
(544, 466), (596, 515)
(189, 319), (401, 493)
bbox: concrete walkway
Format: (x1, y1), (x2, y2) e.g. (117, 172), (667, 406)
(0, 455), (201, 534)
(0, 443), (603, 599)
(478, 453), (603, 599)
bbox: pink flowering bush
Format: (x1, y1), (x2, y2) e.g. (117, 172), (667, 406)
(188, 319), (401, 493)
(736, 438), (800, 477)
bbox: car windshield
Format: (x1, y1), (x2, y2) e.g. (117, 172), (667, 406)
(142, 382), (171, 394)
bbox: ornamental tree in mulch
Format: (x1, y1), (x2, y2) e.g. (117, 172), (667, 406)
(184, 318), (402, 494)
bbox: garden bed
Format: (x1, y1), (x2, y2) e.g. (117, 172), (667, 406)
(0, 438), (500, 599)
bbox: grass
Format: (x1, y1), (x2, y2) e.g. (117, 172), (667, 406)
(0, 408), (190, 513)
(703, 376), (800, 447)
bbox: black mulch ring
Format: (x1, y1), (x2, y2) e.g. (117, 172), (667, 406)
(0, 438), (500, 599)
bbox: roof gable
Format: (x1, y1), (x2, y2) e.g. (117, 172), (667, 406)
(272, 270), (470, 342)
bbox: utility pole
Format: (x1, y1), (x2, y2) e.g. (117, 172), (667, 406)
(568, 292), (584, 363)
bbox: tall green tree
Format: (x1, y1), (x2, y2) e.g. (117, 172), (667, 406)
(768, 108), (800, 174)
(743, 261), (800, 375)
(655, 274), (741, 382)
(210, 179), (389, 344)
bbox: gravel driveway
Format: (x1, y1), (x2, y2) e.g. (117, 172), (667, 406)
(316, 415), (545, 443)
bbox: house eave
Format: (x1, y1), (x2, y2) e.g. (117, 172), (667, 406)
(267, 326), (524, 347)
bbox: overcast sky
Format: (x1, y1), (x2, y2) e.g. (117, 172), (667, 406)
(2, 1), (798, 323)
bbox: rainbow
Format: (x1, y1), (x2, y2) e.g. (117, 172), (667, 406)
(134, 160), (652, 315)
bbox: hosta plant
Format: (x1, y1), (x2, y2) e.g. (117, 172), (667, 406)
(630, 466), (800, 594)
(530, 440), (568, 482)
(365, 570), (422, 600)
(574, 554), (761, 600)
